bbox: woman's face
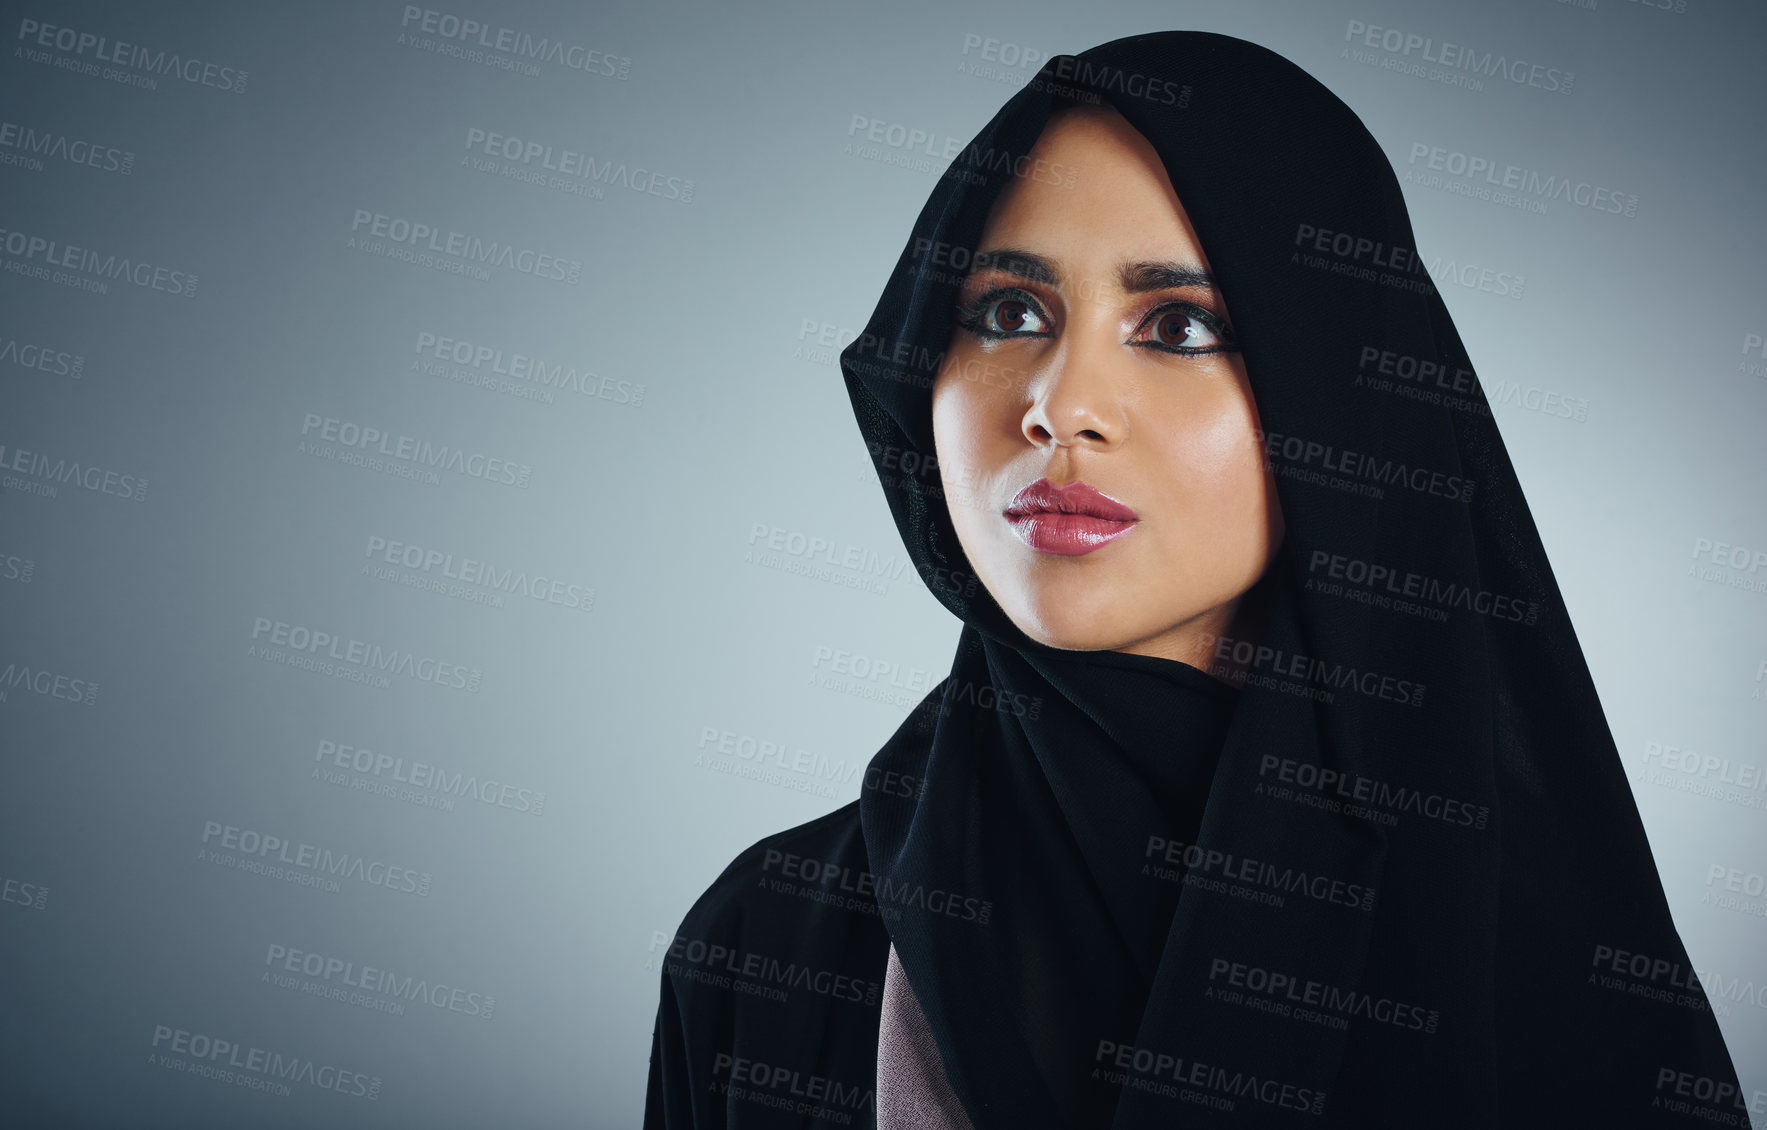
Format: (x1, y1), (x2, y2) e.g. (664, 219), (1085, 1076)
(932, 104), (1284, 666)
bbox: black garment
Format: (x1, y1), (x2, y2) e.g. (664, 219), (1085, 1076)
(646, 30), (1743, 1128)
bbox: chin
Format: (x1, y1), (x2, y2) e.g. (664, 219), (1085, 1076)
(1009, 587), (1150, 653)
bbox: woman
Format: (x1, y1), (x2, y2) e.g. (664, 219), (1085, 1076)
(645, 31), (1742, 1128)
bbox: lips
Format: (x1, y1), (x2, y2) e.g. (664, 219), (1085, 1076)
(1003, 478), (1139, 556)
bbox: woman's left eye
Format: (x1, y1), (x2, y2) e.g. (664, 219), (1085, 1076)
(1134, 304), (1236, 353)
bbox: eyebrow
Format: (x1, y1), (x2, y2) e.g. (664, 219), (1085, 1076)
(967, 246), (1218, 293)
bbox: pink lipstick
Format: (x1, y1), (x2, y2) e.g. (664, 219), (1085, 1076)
(1003, 478), (1139, 556)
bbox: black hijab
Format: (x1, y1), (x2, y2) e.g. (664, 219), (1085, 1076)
(647, 30), (1743, 1129)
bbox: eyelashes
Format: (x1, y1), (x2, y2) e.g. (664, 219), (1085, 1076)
(954, 287), (1053, 338)
(1134, 303), (1237, 355)
(953, 285), (1240, 356)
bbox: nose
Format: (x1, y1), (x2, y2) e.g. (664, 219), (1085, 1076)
(1019, 328), (1128, 450)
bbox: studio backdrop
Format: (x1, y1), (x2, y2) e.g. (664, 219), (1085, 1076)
(0, 1), (1762, 1127)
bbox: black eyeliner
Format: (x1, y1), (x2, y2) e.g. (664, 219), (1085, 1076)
(1133, 300), (1240, 355)
(954, 285), (1054, 338)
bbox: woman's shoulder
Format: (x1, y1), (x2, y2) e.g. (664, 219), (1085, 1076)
(671, 799), (882, 953)
(646, 801), (890, 1127)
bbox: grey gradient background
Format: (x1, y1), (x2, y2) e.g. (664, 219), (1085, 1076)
(1, 0), (1763, 1125)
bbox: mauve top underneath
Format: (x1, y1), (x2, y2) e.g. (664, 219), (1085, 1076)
(876, 942), (976, 1130)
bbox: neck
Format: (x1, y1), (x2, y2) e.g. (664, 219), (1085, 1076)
(1111, 570), (1276, 689)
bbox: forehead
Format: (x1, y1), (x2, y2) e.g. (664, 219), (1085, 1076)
(974, 104), (1204, 262)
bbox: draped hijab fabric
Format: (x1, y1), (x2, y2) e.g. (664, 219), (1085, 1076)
(645, 30), (1743, 1129)
(866, 621), (1248, 1128)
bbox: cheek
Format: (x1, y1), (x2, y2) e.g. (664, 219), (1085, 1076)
(1192, 384), (1263, 470)
(933, 374), (1016, 505)
(1151, 396), (1270, 531)
(930, 378), (968, 458)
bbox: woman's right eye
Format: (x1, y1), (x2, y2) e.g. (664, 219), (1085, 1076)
(957, 289), (1052, 338)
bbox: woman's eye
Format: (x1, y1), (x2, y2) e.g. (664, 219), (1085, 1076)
(959, 291), (1051, 337)
(1137, 305), (1235, 352)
